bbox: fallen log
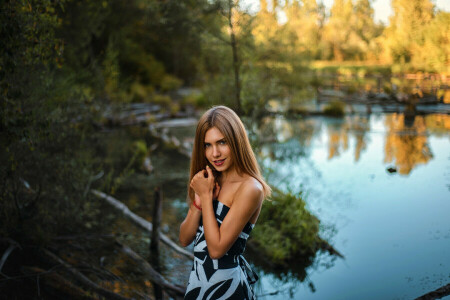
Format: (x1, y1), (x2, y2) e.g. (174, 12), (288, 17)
(21, 266), (96, 300)
(318, 238), (344, 259)
(415, 283), (450, 300)
(0, 238), (21, 274)
(41, 249), (131, 300)
(149, 118), (197, 129)
(115, 241), (185, 299)
(91, 190), (194, 260)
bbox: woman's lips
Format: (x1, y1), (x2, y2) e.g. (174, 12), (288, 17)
(213, 159), (226, 166)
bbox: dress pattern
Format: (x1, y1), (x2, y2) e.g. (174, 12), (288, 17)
(184, 199), (258, 300)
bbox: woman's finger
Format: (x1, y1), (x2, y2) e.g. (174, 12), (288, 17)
(206, 165), (214, 182)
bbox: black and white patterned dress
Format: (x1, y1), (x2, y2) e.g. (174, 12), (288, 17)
(184, 199), (258, 300)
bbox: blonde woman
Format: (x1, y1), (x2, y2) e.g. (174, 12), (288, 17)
(179, 106), (271, 299)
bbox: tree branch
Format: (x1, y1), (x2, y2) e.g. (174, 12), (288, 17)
(115, 240), (185, 298)
(0, 238), (21, 274)
(91, 190), (194, 260)
(415, 283), (450, 300)
(41, 249), (131, 300)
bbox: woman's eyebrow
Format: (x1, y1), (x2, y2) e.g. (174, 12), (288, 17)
(204, 138), (226, 143)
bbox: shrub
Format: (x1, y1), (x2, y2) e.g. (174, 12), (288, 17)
(182, 93), (207, 108)
(152, 94), (172, 106)
(251, 188), (321, 265)
(323, 100), (345, 117)
(130, 82), (154, 102)
(160, 75), (183, 92)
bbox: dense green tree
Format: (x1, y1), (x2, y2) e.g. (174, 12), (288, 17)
(284, 0), (323, 59)
(0, 0), (97, 241)
(383, 0), (435, 65)
(321, 0), (383, 61)
(416, 11), (450, 73)
(323, 0), (354, 60)
(352, 0), (383, 60)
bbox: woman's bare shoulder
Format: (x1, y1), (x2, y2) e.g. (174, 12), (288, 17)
(235, 176), (263, 202)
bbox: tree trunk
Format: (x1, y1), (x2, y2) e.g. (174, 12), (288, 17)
(228, 0), (242, 114)
(151, 187), (163, 300)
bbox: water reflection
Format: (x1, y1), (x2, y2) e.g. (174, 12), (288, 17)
(257, 114), (449, 175)
(254, 116), (321, 163)
(384, 114), (433, 175)
(250, 113), (449, 299)
(424, 114), (450, 136)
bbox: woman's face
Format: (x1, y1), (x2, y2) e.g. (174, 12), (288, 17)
(204, 127), (233, 172)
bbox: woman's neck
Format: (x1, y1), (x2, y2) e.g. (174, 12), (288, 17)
(220, 166), (244, 184)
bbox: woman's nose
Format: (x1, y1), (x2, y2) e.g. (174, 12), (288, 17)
(213, 146), (220, 157)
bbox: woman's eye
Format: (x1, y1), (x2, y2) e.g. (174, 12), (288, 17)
(219, 140), (226, 145)
(204, 143), (210, 148)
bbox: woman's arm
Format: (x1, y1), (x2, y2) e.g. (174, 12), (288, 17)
(179, 204), (202, 247)
(192, 166), (263, 259)
(179, 185), (221, 247)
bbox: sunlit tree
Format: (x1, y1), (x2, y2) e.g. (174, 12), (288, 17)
(382, 0), (435, 66)
(322, 0), (354, 60)
(284, 0), (322, 58)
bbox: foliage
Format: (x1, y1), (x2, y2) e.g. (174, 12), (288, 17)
(312, 61), (392, 77)
(0, 0), (99, 242)
(251, 188), (321, 265)
(379, 0), (449, 73)
(182, 92), (208, 108)
(321, 0), (383, 61)
(160, 75), (183, 93)
(411, 11), (450, 73)
(323, 100), (346, 117)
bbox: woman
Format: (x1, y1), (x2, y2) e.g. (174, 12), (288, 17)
(179, 106), (271, 299)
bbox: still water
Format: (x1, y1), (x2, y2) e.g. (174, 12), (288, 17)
(103, 112), (449, 299)
(250, 113), (450, 299)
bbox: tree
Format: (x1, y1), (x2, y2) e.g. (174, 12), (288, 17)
(284, 0), (322, 59)
(322, 0), (354, 60)
(0, 0), (97, 241)
(320, 0), (382, 61)
(227, 0), (243, 113)
(415, 11), (450, 73)
(382, 0), (435, 65)
(352, 0), (383, 60)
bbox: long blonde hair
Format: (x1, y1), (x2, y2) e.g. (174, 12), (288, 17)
(188, 106), (271, 202)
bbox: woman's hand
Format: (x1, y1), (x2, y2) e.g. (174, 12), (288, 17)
(194, 182), (220, 209)
(190, 165), (215, 198)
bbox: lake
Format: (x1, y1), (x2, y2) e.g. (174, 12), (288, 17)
(100, 111), (449, 299)
(250, 113), (450, 299)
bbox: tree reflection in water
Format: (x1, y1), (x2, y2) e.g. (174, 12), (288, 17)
(242, 113), (449, 297)
(384, 114), (433, 175)
(244, 116), (340, 294)
(324, 115), (371, 161)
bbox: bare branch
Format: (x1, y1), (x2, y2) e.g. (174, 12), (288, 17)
(41, 249), (131, 300)
(0, 238), (21, 274)
(0, 245), (17, 273)
(115, 241), (185, 299)
(91, 190), (194, 260)
(415, 283), (450, 300)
